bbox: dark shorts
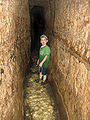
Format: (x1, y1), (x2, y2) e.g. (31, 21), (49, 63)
(39, 67), (48, 75)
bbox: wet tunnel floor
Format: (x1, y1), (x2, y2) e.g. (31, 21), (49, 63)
(24, 50), (60, 120)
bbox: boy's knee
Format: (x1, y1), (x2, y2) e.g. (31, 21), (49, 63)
(40, 72), (42, 76)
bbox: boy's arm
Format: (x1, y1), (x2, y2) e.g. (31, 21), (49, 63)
(39, 55), (48, 67)
(37, 59), (39, 65)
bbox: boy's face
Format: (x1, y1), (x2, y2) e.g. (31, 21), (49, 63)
(40, 38), (48, 46)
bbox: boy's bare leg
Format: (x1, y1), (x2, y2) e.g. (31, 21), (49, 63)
(34, 72), (42, 83)
(40, 72), (43, 80)
(43, 75), (47, 82)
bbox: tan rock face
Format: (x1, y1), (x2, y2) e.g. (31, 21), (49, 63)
(0, 0), (30, 120)
(49, 0), (90, 120)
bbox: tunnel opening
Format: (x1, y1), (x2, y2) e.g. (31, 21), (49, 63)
(30, 6), (45, 52)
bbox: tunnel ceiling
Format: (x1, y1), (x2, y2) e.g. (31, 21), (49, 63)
(29, 0), (50, 9)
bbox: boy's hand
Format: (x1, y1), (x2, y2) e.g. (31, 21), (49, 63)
(36, 64), (39, 67)
(39, 62), (43, 67)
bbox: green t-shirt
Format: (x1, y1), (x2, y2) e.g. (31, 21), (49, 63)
(39, 45), (50, 68)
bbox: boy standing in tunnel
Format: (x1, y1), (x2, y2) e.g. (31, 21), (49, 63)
(35, 35), (50, 85)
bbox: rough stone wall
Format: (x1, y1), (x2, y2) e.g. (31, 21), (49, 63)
(0, 0), (30, 120)
(49, 0), (90, 120)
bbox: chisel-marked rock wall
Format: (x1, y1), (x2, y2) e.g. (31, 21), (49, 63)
(0, 0), (30, 120)
(49, 0), (90, 120)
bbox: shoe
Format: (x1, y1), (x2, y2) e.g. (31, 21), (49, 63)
(41, 81), (46, 85)
(34, 79), (39, 83)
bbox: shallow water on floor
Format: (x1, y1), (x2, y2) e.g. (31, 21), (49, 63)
(24, 50), (60, 120)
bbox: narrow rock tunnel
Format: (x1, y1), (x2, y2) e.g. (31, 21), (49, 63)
(0, 0), (90, 120)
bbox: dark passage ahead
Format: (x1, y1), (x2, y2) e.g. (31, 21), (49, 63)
(30, 6), (45, 51)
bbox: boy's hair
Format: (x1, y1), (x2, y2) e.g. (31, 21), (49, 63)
(40, 35), (48, 40)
